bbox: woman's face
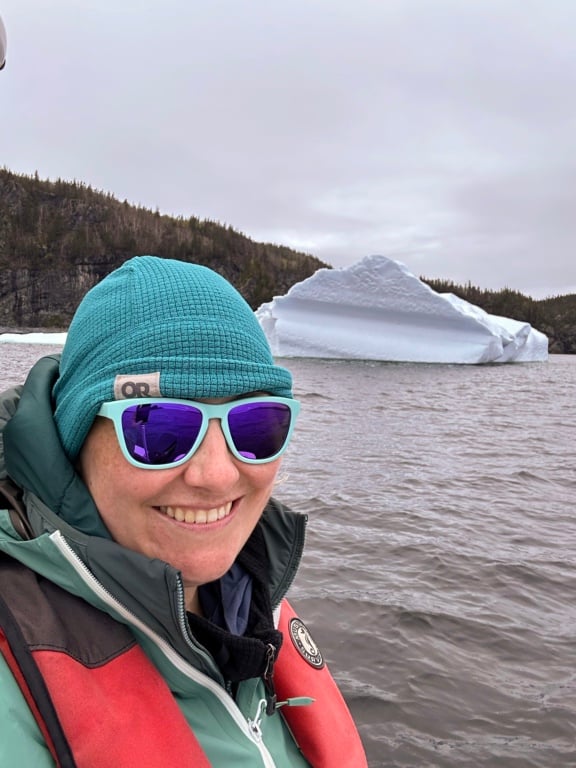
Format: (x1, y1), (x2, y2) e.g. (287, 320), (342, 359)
(78, 403), (281, 610)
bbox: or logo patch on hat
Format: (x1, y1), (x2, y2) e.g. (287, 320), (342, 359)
(288, 618), (325, 669)
(114, 373), (162, 400)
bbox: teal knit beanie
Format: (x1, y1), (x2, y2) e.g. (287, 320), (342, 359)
(53, 256), (293, 460)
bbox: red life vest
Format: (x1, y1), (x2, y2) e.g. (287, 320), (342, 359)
(0, 559), (367, 768)
(275, 600), (368, 768)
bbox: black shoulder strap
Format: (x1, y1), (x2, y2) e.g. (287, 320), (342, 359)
(0, 477), (34, 540)
(0, 577), (77, 767)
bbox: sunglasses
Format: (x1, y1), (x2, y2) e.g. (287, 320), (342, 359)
(97, 396), (300, 469)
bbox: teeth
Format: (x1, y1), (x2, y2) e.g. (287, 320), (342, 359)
(161, 502), (232, 525)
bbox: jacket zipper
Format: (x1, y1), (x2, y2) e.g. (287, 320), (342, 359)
(50, 531), (278, 768)
(263, 642), (278, 715)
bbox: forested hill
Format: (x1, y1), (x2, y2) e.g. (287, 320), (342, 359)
(1, 169), (574, 352)
(0, 168), (327, 328)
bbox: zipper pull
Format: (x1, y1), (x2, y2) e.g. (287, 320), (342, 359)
(263, 643), (278, 715)
(275, 696), (316, 709)
(248, 698), (267, 741)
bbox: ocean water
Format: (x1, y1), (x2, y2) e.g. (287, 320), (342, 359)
(2, 345), (575, 767)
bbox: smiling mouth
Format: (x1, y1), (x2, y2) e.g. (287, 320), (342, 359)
(159, 502), (233, 525)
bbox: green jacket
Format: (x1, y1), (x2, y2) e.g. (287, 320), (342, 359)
(0, 355), (311, 767)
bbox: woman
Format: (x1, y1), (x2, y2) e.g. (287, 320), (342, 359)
(0, 256), (367, 767)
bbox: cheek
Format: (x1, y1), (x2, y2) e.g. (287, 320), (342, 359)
(245, 460), (282, 495)
(78, 421), (131, 505)
(78, 426), (150, 544)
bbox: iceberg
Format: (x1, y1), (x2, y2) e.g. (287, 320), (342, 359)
(256, 255), (548, 363)
(0, 332), (67, 344)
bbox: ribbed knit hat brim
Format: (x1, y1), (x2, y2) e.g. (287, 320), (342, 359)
(53, 256), (293, 460)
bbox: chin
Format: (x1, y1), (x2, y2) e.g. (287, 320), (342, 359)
(180, 558), (237, 588)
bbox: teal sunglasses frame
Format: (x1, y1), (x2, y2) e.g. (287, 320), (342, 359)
(97, 396), (300, 469)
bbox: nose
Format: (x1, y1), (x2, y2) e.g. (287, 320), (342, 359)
(180, 418), (240, 488)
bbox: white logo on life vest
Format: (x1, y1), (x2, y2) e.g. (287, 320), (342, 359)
(114, 373), (162, 400)
(288, 618), (324, 669)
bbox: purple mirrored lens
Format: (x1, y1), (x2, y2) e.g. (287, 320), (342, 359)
(121, 403), (203, 465)
(119, 401), (292, 465)
(227, 402), (292, 460)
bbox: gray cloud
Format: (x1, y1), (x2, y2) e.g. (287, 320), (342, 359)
(2, 0), (575, 298)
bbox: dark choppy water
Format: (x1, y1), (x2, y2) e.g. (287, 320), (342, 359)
(2, 345), (576, 767)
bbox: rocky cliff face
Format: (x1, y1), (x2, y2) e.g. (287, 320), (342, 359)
(0, 262), (116, 328)
(0, 169), (326, 328)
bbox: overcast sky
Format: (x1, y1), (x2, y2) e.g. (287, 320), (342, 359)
(1, 1), (575, 298)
